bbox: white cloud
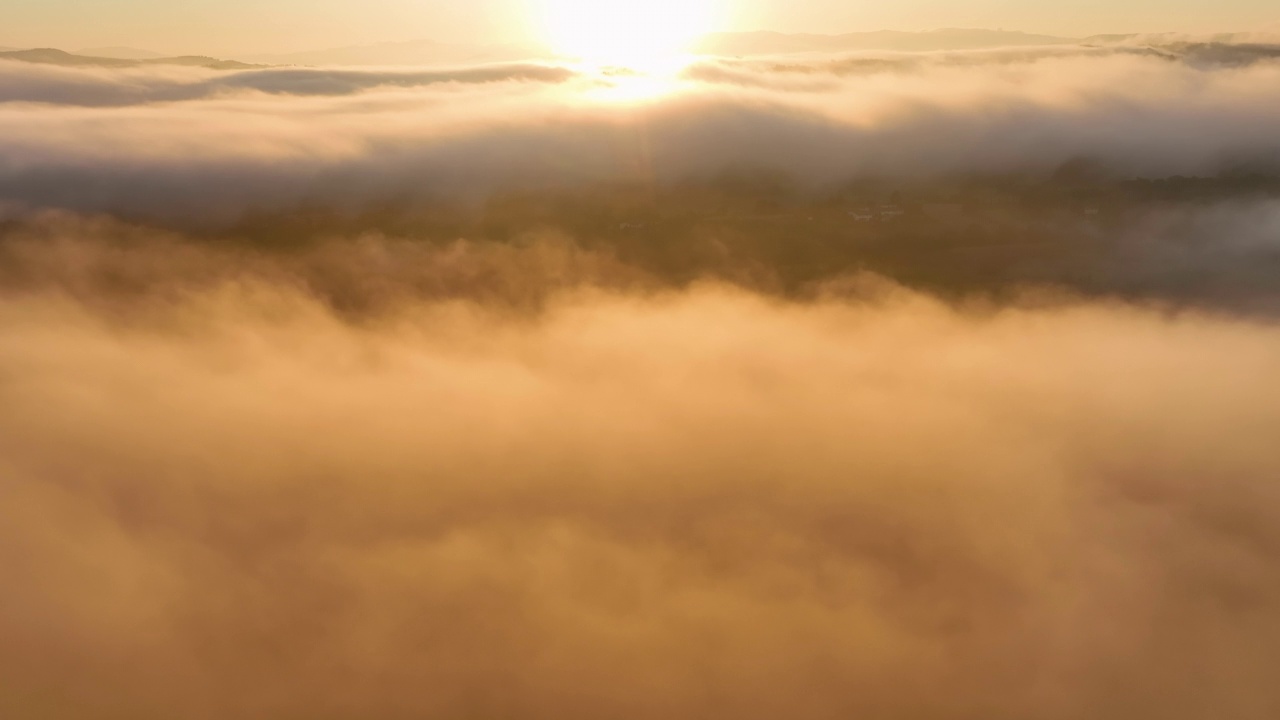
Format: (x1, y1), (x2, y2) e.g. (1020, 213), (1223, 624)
(0, 49), (1278, 223)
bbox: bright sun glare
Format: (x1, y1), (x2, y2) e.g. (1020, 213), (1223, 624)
(538, 0), (720, 74)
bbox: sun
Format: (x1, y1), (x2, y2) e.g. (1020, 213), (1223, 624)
(537, 0), (720, 73)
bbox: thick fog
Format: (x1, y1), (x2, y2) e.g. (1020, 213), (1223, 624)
(3, 40), (1280, 720)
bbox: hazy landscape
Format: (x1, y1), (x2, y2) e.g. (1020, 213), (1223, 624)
(3, 3), (1280, 719)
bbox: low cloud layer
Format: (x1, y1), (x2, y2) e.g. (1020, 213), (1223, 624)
(0, 61), (577, 106)
(1, 46), (1280, 224)
(3, 40), (1280, 719)
(3, 228), (1280, 719)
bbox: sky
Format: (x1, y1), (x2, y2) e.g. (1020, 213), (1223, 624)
(2, 0), (1279, 56)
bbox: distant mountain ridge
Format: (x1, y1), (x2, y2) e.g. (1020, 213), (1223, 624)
(5, 28), (1278, 70)
(1080, 31), (1280, 46)
(696, 28), (1280, 57)
(695, 28), (1078, 55)
(243, 39), (551, 67)
(251, 29), (1081, 66)
(75, 46), (165, 60)
(0, 48), (261, 70)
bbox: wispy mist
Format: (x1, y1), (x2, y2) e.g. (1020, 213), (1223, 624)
(4, 231), (1280, 718)
(3, 35), (1280, 720)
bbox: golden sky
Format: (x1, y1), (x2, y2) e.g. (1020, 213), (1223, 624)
(2, 0), (1278, 56)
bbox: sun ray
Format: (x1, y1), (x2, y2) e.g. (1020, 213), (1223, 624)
(537, 0), (720, 73)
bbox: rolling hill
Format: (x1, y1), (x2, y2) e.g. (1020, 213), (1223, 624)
(694, 28), (1077, 56)
(0, 48), (261, 70)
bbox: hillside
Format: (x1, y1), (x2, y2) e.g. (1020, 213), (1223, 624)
(76, 46), (165, 60)
(0, 48), (261, 70)
(244, 39), (549, 67)
(695, 28), (1077, 55)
